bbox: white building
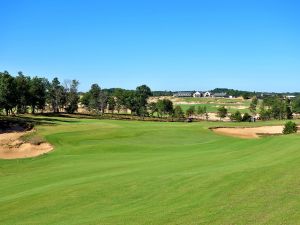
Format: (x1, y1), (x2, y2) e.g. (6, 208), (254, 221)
(193, 91), (202, 98)
(203, 91), (211, 97)
(286, 95), (296, 99)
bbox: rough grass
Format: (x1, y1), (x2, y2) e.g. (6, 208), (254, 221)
(178, 103), (250, 113)
(1, 116), (300, 224)
(174, 98), (252, 113)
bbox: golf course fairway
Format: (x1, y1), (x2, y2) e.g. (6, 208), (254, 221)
(1, 116), (300, 225)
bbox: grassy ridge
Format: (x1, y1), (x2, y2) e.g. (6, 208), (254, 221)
(0, 117), (300, 224)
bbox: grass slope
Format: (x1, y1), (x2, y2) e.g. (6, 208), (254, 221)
(1, 117), (300, 225)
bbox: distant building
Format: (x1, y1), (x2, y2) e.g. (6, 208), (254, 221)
(213, 92), (228, 98)
(192, 91), (212, 98)
(193, 91), (202, 98)
(173, 91), (194, 97)
(286, 95), (296, 99)
(260, 93), (274, 98)
(203, 91), (211, 97)
(174, 91), (213, 98)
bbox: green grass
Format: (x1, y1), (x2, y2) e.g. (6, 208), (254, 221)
(1, 116), (300, 224)
(174, 97), (252, 113)
(177, 97), (248, 104)
(178, 103), (250, 113)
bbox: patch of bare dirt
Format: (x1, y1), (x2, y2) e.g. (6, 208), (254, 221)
(230, 105), (248, 110)
(212, 126), (300, 139)
(0, 131), (53, 159)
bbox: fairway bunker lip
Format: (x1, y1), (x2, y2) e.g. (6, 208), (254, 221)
(0, 130), (53, 160)
(210, 125), (300, 139)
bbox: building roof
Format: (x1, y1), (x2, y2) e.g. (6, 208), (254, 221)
(213, 92), (227, 97)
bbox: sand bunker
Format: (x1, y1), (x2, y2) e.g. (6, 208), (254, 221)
(0, 131), (53, 159)
(212, 126), (299, 139)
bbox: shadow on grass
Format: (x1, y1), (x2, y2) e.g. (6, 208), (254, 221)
(0, 113), (84, 133)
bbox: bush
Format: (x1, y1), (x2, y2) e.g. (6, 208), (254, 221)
(242, 113), (251, 122)
(186, 106), (195, 117)
(283, 121), (298, 135)
(217, 106), (228, 120)
(173, 105), (185, 118)
(230, 111), (242, 122)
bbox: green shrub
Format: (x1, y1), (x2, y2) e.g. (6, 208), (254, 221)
(186, 106), (196, 117)
(283, 121), (298, 135)
(242, 113), (251, 122)
(217, 106), (228, 120)
(173, 105), (185, 118)
(230, 111), (242, 122)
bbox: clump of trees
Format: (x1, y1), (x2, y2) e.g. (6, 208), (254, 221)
(211, 88), (256, 98)
(259, 96), (293, 120)
(81, 84), (153, 117)
(173, 105), (185, 119)
(230, 111), (251, 122)
(197, 106), (208, 120)
(183, 105), (209, 120)
(156, 99), (173, 118)
(292, 96), (300, 114)
(147, 99), (185, 119)
(217, 106), (228, 120)
(249, 97), (258, 115)
(186, 106), (195, 117)
(230, 95), (296, 122)
(0, 71), (79, 115)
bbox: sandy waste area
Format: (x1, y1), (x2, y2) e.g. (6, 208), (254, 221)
(212, 126), (300, 139)
(0, 131), (53, 159)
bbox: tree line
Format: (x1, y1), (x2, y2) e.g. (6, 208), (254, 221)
(2, 70), (300, 122)
(0, 71), (79, 115)
(0, 71), (184, 119)
(229, 95), (300, 122)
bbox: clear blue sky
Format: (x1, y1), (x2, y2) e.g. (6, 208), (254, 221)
(1, 0), (299, 92)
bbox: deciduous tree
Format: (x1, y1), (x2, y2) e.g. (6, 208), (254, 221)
(217, 106), (228, 120)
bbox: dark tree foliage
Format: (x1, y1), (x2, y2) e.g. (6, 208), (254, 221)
(230, 111), (242, 122)
(286, 105), (293, 120)
(148, 102), (157, 117)
(0, 71), (17, 115)
(197, 106), (207, 118)
(242, 113), (251, 122)
(124, 90), (139, 115)
(260, 96), (293, 120)
(211, 88), (255, 98)
(173, 105), (185, 119)
(113, 88), (126, 113)
(15, 72), (31, 114)
(29, 77), (48, 114)
(186, 106), (196, 117)
(259, 105), (272, 121)
(152, 91), (173, 96)
(107, 96), (116, 114)
(65, 80), (80, 114)
(0, 71), (81, 115)
(249, 97), (258, 115)
(156, 99), (173, 117)
(135, 85), (152, 115)
(292, 97), (300, 113)
(82, 84), (101, 113)
(217, 106), (228, 120)
(48, 78), (65, 113)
